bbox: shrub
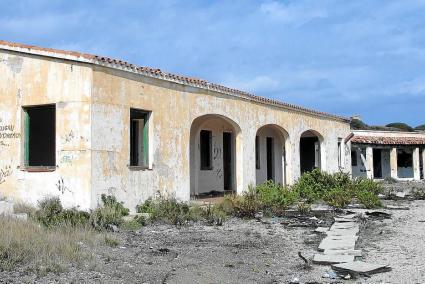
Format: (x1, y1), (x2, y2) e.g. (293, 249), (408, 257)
(297, 202), (311, 214)
(353, 178), (383, 195)
(99, 195), (129, 217)
(292, 169), (352, 203)
(201, 204), (227, 226)
(136, 197), (198, 225)
(223, 186), (260, 218)
(90, 195), (130, 230)
(291, 170), (382, 209)
(36, 197), (64, 228)
(36, 197), (90, 228)
(256, 181), (299, 215)
(411, 187), (425, 200)
(356, 190), (382, 209)
(323, 187), (352, 208)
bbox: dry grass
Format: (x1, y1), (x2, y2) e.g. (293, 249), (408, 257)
(0, 217), (113, 274)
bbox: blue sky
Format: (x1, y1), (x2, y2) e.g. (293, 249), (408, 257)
(1, 0), (424, 126)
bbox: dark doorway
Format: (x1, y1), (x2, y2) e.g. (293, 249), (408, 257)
(223, 132), (232, 191)
(373, 149), (382, 178)
(23, 105), (56, 167)
(300, 137), (319, 174)
(266, 137), (274, 181)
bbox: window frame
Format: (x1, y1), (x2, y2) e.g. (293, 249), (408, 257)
(200, 129), (212, 170)
(21, 104), (57, 172)
(255, 135), (260, 169)
(351, 150), (358, 167)
(129, 108), (150, 170)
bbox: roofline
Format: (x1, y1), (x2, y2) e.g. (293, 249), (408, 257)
(352, 129), (425, 135)
(0, 40), (350, 123)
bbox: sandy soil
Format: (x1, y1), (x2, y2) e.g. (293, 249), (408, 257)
(357, 199), (425, 284)
(2, 182), (425, 283)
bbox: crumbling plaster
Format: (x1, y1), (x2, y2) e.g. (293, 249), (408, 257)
(0, 50), (92, 209)
(1, 49), (351, 212)
(91, 66), (351, 211)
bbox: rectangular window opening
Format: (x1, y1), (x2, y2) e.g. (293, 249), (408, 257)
(255, 136), (260, 169)
(130, 109), (150, 167)
(266, 137), (274, 181)
(338, 138), (342, 168)
(200, 130), (212, 170)
(351, 150), (358, 166)
(22, 104), (56, 168)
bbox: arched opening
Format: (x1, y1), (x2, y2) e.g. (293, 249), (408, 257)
(255, 124), (289, 185)
(190, 114), (241, 198)
(300, 130), (323, 174)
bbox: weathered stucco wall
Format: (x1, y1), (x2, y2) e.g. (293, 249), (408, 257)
(0, 50), (92, 209)
(0, 47), (352, 212)
(255, 126), (285, 185)
(91, 66), (351, 212)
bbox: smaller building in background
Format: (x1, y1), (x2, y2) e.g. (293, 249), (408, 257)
(349, 130), (425, 181)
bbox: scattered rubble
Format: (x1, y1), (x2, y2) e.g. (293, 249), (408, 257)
(332, 261), (391, 275)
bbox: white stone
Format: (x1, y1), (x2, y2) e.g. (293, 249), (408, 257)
(313, 253), (354, 265)
(332, 261), (391, 274)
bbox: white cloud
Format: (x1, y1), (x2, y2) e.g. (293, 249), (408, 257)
(260, 0), (327, 26)
(223, 75), (280, 94)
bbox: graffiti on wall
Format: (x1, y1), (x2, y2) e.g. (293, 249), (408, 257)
(61, 130), (88, 145)
(56, 177), (71, 194)
(0, 165), (12, 185)
(0, 119), (21, 147)
(213, 141), (223, 179)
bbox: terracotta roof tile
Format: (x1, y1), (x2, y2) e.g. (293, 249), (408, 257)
(351, 135), (425, 145)
(0, 40), (349, 122)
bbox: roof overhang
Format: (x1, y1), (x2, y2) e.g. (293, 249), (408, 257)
(0, 40), (350, 123)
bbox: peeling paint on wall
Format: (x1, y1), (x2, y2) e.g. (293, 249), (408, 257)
(6, 56), (23, 74)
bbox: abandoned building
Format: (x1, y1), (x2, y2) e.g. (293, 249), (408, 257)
(0, 40), (375, 211)
(349, 130), (425, 181)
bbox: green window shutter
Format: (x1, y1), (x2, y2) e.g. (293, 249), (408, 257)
(23, 110), (30, 166)
(143, 115), (149, 167)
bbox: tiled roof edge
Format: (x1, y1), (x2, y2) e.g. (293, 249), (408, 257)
(0, 40), (349, 122)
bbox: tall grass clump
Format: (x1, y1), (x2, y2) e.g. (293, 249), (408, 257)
(0, 217), (106, 273)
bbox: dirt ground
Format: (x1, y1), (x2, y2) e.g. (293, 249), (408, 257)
(2, 182), (425, 283)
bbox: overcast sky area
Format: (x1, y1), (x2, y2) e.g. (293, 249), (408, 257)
(1, 0), (424, 126)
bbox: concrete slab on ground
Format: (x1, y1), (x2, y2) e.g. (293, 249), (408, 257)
(323, 249), (362, 257)
(332, 261), (391, 275)
(318, 239), (356, 252)
(326, 228), (360, 236)
(313, 253), (354, 265)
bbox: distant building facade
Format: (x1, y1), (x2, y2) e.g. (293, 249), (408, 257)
(349, 130), (425, 181)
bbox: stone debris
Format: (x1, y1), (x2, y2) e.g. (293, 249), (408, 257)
(365, 211), (392, 219)
(385, 205), (410, 210)
(312, 253), (354, 265)
(314, 227), (329, 233)
(0, 200), (28, 221)
(313, 211), (391, 278)
(322, 249), (362, 257)
(0, 200), (14, 215)
(331, 261), (392, 275)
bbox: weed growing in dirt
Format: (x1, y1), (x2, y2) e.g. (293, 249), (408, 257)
(136, 197), (200, 225)
(90, 194), (130, 230)
(36, 197), (90, 228)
